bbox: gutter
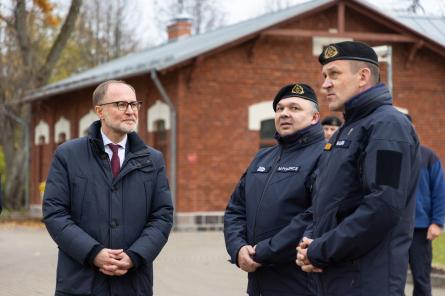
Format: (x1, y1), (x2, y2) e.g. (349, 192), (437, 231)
(150, 69), (177, 213)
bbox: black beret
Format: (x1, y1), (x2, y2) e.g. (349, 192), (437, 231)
(319, 41), (378, 66)
(273, 83), (318, 111)
(321, 115), (342, 127)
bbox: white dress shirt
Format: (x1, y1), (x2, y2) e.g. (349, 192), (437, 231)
(101, 130), (127, 168)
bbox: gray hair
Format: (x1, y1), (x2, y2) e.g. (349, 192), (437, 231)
(92, 80), (136, 106)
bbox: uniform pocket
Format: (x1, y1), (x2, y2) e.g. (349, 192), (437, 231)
(56, 251), (94, 294)
(323, 263), (361, 296)
(70, 176), (88, 223)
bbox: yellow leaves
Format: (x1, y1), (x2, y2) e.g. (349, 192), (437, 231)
(32, 0), (60, 27)
(33, 0), (54, 13)
(46, 15), (60, 26)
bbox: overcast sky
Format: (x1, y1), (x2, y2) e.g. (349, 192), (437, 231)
(135, 0), (444, 48)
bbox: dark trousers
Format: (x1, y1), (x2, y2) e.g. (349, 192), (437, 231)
(409, 228), (432, 296)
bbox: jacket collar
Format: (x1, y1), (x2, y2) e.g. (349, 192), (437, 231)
(87, 120), (148, 155)
(274, 122), (324, 149)
(343, 83), (392, 123)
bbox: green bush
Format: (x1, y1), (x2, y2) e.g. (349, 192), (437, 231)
(433, 233), (445, 267)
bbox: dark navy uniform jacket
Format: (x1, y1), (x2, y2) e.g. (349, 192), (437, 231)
(224, 123), (325, 296)
(43, 121), (173, 296)
(307, 84), (420, 296)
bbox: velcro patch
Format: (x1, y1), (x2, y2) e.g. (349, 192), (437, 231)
(277, 166), (300, 172)
(376, 150), (402, 188)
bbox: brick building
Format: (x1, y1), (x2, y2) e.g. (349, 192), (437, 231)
(24, 0), (445, 229)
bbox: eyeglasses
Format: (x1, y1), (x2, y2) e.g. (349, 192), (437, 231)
(98, 100), (142, 111)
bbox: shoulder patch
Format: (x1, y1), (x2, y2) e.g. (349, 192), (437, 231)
(376, 150), (402, 189)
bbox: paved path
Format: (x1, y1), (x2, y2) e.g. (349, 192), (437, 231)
(0, 224), (444, 295)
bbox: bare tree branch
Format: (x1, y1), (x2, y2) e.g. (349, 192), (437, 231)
(36, 0), (82, 86)
(14, 0), (32, 69)
(0, 14), (13, 28)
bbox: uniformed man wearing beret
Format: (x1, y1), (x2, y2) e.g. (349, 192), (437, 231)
(224, 83), (324, 295)
(296, 41), (420, 296)
(321, 115), (343, 141)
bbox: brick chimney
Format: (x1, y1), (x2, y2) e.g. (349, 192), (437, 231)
(167, 14), (193, 41)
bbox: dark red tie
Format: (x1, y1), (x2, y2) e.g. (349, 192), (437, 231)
(108, 144), (120, 178)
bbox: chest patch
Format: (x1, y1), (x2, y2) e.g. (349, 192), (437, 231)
(255, 166), (270, 173)
(277, 166), (300, 172)
(335, 140), (351, 148)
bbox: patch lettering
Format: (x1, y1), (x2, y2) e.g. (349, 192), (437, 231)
(277, 166), (300, 172)
(335, 140), (351, 148)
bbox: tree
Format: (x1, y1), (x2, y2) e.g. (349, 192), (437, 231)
(0, 0), (82, 209)
(51, 0), (141, 82)
(407, 0), (425, 14)
(154, 0), (227, 38)
(264, 0), (301, 13)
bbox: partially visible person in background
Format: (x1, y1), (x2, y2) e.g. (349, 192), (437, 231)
(321, 115), (342, 141)
(406, 114), (445, 296)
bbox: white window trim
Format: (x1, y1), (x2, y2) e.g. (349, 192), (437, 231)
(34, 120), (50, 145)
(248, 101), (275, 131)
(54, 116), (71, 143)
(148, 100), (171, 132)
(79, 110), (97, 137)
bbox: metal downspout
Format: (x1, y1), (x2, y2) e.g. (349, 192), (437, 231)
(386, 46), (393, 95)
(150, 69), (177, 213)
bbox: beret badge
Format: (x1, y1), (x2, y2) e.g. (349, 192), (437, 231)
(291, 84), (304, 95)
(324, 45), (338, 59)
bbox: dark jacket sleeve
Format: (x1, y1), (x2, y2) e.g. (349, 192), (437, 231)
(308, 120), (419, 268)
(254, 208), (312, 265)
(126, 152), (174, 264)
(430, 157), (445, 227)
(224, 171), (248, 265)
(43, 149), (102, 265)
(303, 207), (314, 239)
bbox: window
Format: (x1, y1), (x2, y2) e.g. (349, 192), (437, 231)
(57, 132), (67, 145)
(259, 119), (276, 148)
(153, 119), (167, 156)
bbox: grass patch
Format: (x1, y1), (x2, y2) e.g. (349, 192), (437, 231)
(433, 233), (445, 268)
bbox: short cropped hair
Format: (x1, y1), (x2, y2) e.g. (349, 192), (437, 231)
(92, 80), (136, 106)
(310, 101), (320, 113)
(349, 61), (380, 85)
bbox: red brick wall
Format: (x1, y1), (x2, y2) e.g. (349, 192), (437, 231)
(30, 7), (445, 213)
